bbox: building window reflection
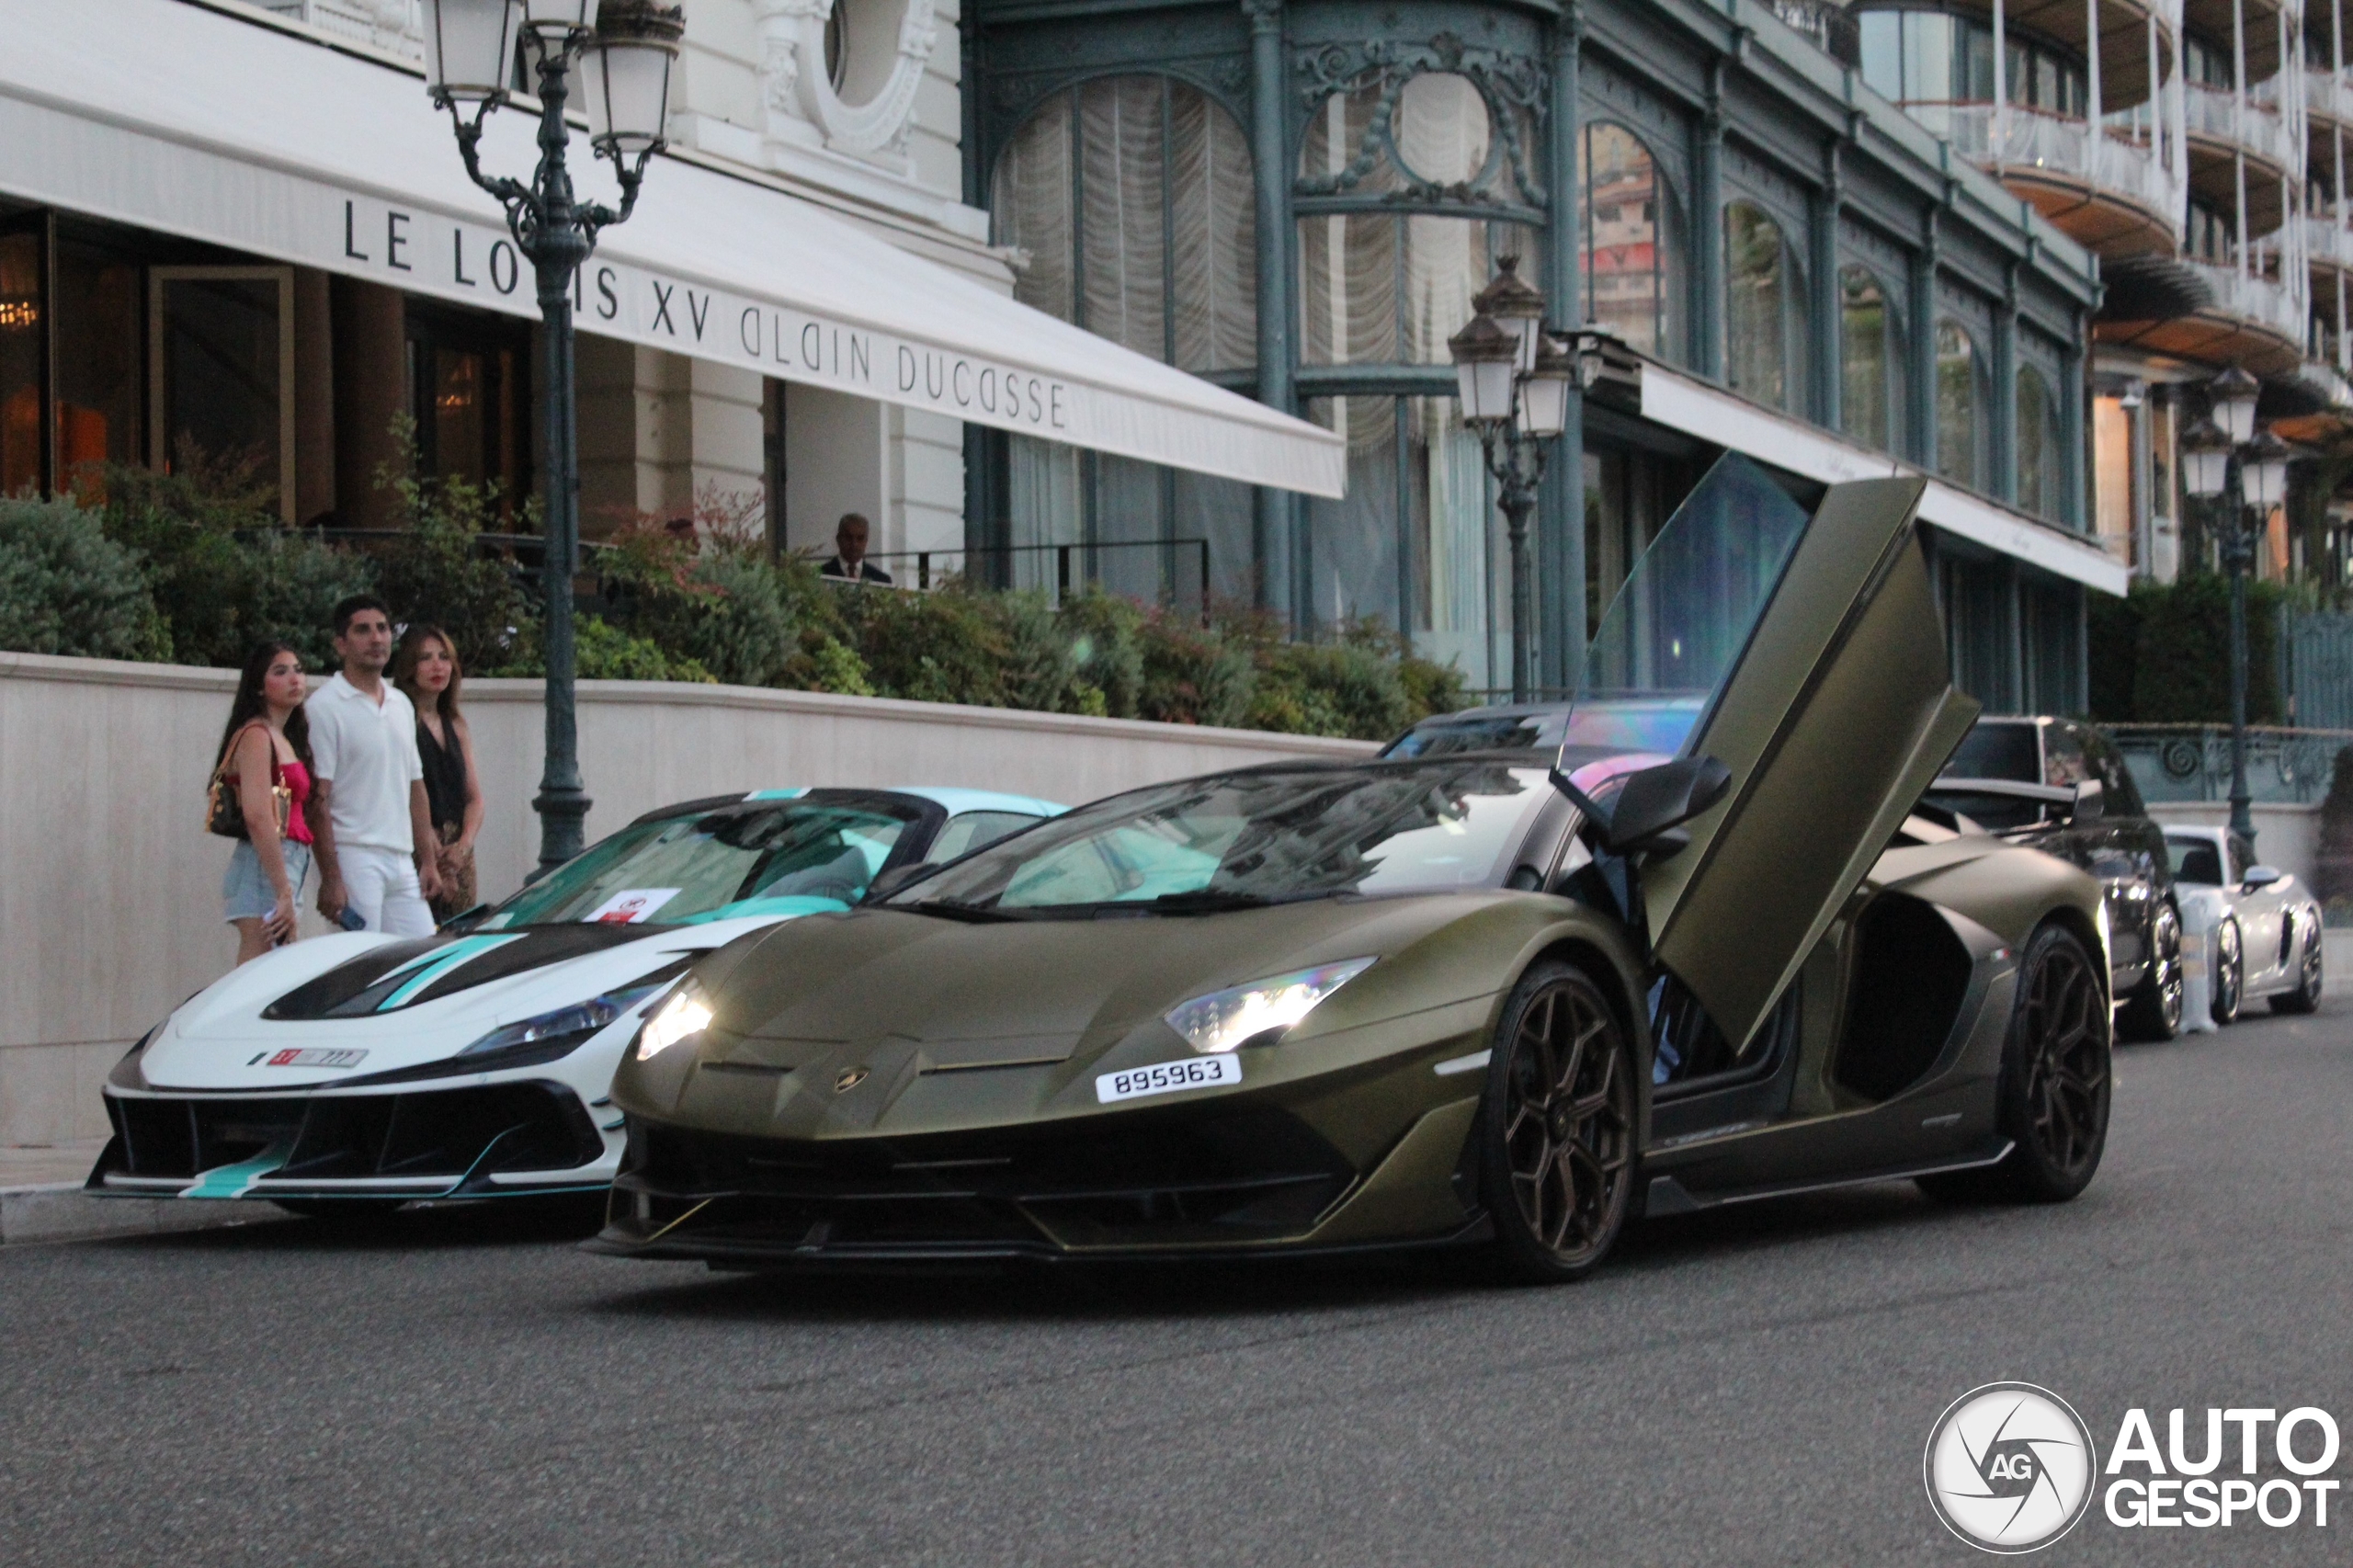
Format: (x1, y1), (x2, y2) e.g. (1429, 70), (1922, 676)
(2018, 365), (2056, 521)
(1839, 265), (1904, 453)
(1726, 202), (1802, 413)
(1580, 122), (1678, 362)
(1935, 319), (1983, 488)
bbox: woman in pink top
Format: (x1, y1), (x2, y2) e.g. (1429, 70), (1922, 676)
(217, 642), (317, 965)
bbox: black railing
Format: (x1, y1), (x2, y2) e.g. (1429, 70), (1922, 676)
(849, 538), (1214, 621)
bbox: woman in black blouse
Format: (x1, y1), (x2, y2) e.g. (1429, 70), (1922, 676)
(392, 624), (484, 922)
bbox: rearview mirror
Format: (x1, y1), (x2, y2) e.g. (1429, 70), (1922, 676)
(1555, 755), (1733, 855)
(2242, 864), (2283, 892)
(2070, 779), (2105, 822)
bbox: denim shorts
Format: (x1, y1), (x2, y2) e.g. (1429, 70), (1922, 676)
(222, 839), (313, 923)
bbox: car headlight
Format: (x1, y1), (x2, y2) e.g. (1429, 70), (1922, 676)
(1165, 958), (1377, 1054)
(635, 987), (714, 1062)
(460, 973), (678, 1062)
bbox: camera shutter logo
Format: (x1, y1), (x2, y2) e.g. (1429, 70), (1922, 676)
(1924, 1383), (2097, 1552)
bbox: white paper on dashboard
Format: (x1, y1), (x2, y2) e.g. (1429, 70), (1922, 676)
(583, 888), (683, 925)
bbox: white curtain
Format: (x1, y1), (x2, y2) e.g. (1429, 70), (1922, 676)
(1079, 78), (1168, 358)
(1170, 86), (1256, 373)
(993, 94), (1074, 324)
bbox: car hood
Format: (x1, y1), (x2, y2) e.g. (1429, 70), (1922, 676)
(620, 892), (1544, 1137)
(136, 915), (808, 1092)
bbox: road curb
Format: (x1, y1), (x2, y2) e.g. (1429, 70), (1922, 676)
(0, 1184), (280, 1246)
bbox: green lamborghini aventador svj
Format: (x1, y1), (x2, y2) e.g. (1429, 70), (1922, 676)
(589, 456), (2113, 1281)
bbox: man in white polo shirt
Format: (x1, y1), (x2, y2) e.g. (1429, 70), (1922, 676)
(306, 596), (443, 936)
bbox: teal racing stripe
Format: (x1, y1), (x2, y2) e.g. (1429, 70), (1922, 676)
(745, 788), (808, 801)
(179, 1141), (294, 1199)
(378, 935), (523, 1011)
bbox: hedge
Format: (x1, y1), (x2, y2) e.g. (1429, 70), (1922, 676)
(2085, 575), (2281, 726)
(0, 464), (1468, 743)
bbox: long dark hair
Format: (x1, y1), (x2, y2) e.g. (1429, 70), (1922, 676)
(392, 623), (464, 725)
(216, 642), (313, 770)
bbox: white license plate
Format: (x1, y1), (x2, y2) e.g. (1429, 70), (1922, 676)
(262, 1048), (368, 1069)
(1095, 1054), (1241, 1104)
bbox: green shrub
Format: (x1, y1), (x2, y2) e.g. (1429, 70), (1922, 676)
(1139, 611), (1256, 728)
(2086, 587), (2143, 722)
(0, 495), (171, 661)
(487, 614), (714, 683)
(835, 584), (1009, 706)
(2131, 574), (2280, 724)
(1058, 590), (1147, 717)
(1254, 640), (1409, 741)
(95, 446), (374, 669)
(780, 631), (876, 697)
(369, 441), (537, 672)
(597, 525), (801, 687)
(2316, 744), (2353, 910)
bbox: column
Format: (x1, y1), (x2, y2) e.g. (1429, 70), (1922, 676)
(1812, 142), (1843, 432)
(1993, 264), (2018, 504)
(2084, 0), (2100, 182)
(2234, 0), (2248, 283)
(1244, 0), (1299, 621)
(1694, 58), (1726, 381)
(2063, 307), (2088, 532)
(1994, 0), (2007, 163)
(1540, 5), (1586, 693)
(1910, 211), (1939, 467)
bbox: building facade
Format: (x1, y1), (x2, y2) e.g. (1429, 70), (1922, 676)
(6, 0), (1330, 604)
(1847, 0), (2353, 587)
(962, 0), (2122, 710)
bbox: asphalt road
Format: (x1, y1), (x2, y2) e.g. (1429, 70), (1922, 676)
(5, 1005), (2350, 1568)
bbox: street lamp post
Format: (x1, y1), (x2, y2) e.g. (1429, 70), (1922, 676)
(424, 0), (682, 874)
(2179, 366), (2290, 847)
(1448, 257), (1572, 703)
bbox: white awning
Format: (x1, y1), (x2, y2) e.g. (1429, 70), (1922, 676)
(0, 0), (1345, 498)
(1637, 363), (2129, 596)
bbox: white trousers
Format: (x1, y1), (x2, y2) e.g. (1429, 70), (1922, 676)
(340, 845), (436, 937)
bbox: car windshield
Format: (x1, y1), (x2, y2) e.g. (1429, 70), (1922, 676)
(1942, 722), (2040, 782)
(1920, 787), (2048, 832)
(892, 763), (1553, 915)
(2166, 836), (2224, 886)
(1562, 454), (1812, 764)
(479, 798), (920, 928)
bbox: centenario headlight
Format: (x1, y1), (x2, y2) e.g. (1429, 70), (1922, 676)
(460, 972), (681, 1062)
(635, 986), (714, 1062)
(1165, 958), (1377, 1054)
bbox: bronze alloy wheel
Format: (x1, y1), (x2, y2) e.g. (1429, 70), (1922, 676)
(1923, 923), (2110, 1205)
(2014, 928), (2109, 1187)
(1480, 961), (1637, 1281)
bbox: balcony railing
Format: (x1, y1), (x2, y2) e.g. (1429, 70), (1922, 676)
(2185, 256), (2307, 341)
(1939, 105), (2185, 230)
(258, 1), (425, 59)
(2303, 217), (2353, 267)
(2186, 81), (2287, 165)
(2309, 69), (2353, 123)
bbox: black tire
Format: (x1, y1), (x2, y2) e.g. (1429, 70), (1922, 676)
(1918, 922), (2110, 1205)
(271, 1199), (409, 1221)
(2270, 924), (2325, 1015)
(2117, 899), (2183, 1042)
(1476, 960), (1638, 1283)
(2211, 919), (2244, 1026)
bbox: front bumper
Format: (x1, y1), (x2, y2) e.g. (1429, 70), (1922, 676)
(587, 1102), (1475, 1266)
(87, 1079), (611, 1201)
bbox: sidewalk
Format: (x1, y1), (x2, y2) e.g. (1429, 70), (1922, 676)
(0, 1142), (274, 1246)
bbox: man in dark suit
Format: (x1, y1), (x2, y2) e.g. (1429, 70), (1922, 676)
(819, 513), (893, 584)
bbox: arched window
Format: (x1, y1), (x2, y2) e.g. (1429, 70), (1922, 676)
(1726, 202), (1802, 413)
(1839, 266), (1905, 453)
(1936, 319), (1982, 488)
(1580, 122), (1679, 362)
(2016, 366), (2055, 519)
(992, 76), (1256, 373)
(989, 78), (1259, 607)
(1297, 74), (1534, 367)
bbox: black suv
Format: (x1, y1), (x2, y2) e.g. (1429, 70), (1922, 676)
(1924, 716), (2184, 1041)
